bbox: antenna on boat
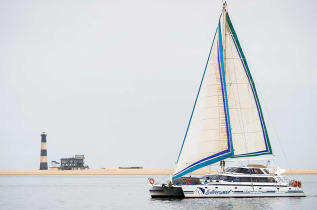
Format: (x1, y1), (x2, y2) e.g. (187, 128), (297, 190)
(223, 1), (227, 10)
(222, 1), (227, 17)
(220, 160), (225, 172)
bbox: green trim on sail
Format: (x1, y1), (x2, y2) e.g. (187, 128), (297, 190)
(226, 13), (272, 157)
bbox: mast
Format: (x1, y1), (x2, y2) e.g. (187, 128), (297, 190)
(221, 1), (228, 166)
(222, 1), (227, 73)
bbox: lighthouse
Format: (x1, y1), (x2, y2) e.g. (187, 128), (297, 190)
(40, 132), (48, 170)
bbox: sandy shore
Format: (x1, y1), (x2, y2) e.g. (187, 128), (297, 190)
(0, 168), (316, 175)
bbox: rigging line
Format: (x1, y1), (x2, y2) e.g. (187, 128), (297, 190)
(201, 164), (214, 174)
(235, 155), (245, 167)
(155, 174), (170, 184)
(198, 167), (210, 174)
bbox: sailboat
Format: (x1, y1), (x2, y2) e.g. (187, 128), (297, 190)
(148, 2), (305, 198)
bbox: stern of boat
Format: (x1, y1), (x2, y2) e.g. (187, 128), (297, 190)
(148, 184), (184, 198)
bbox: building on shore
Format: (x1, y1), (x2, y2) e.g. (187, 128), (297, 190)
(51, 160), (60, 167)
(118, 166), (143, 169)
(49, 161), (60, 171)
(60, 155), (89, 170)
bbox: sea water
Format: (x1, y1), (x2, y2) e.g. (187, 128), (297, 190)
(0, 175), (316, 209)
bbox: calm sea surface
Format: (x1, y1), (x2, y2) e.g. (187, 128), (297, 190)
(0, 175), (316, 210)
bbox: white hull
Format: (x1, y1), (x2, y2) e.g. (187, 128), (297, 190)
(182, 184), (305, 198)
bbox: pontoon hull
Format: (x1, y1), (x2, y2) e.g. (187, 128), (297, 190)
(149, 184), (184, 198)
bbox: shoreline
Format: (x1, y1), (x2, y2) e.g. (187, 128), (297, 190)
(0, 169), (316, 175)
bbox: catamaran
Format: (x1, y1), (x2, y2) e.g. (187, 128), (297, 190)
(148, 2), (305, 198)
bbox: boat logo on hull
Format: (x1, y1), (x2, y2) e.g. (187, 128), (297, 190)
(195, 187), (231, 195)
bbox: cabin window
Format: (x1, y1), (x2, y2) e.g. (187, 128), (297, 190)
(225, 176), (233, 182)
(213, 175), (223, 180)
(236, 168), (251, 174)
(239, 177), (252, 182)
(253, 169), (264, 174)
(202, 175), (216, 180)
(212, 175), (234, 181)
(267, 177), (276, 183)
(232, 177), (252, 182)
(263, 169), (269, 174)
(225, 167), (237, 172)
(249, 177), (276, 182)
(220, 176), (233, 182)
(233, 177), (240, 182)
(257, 177), (268, 182)
(230, 168), (265, 174)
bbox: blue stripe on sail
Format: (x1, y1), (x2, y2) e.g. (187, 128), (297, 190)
(218, 22), (233, 153)
(228, 28), (269, 157)
(173, 152), (232, 179)
(236, 150), (267, 156)
(173, 23), (233, 179)
(173, 149), (229, 178)
(176, 25), (219, 164)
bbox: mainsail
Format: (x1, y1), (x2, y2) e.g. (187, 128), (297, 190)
(173, 6), (272, 179)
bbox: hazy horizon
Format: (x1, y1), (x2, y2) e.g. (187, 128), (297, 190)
(1, 0), (316, 170)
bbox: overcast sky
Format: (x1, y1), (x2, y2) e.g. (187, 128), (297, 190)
(0, 0), (316, 170)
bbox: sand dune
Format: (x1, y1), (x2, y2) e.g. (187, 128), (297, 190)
(0, 168), (316, 175)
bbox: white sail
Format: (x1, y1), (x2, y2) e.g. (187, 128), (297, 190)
(173, 24), (233, 179)
(224, 14), (272, 157)
(173, 11), (272, 179)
